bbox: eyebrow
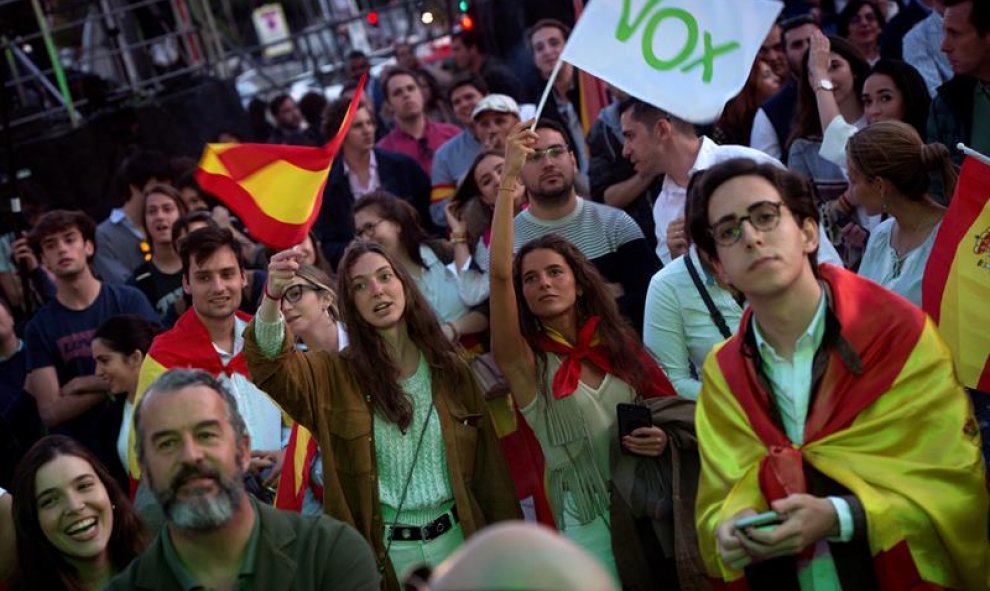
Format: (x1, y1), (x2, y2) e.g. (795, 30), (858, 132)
(36, 473), (95, 500)
(150, 419), (223, 443)
(349, 264), (391, 281)
(711, 200), (784, 225)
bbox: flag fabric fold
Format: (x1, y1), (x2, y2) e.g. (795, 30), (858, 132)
(922, 155), (990, 391)
(195, 77), (366, 249)
(560, 0), (781, 124)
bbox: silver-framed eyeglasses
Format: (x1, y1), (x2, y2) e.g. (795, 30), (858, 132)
(356, 219), (384, 239)
(709, 201), (785, 246)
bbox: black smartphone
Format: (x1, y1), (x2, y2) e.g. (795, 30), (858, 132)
(616, 403), (652, 447)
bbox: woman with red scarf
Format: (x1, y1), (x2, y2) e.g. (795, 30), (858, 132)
(488, 120), (678, 585)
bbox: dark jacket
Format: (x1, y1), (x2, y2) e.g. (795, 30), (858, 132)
(929, 74), (980, 166)
(479, 57), (526, 101)
(587, 102), (660, 250)
(760, 80), (798, 164)
(313, 148), (434, 267)
(106, 499), (381, 591)
(879, 1), (928, 61)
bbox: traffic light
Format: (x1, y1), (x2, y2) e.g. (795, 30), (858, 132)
(459, 14), (474, 30)
(367, 10), (379, 26)
(458, 0), (468, 10)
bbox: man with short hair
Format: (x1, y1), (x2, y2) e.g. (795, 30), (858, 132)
(929, 0), (990, 162)
(24, 210), (157, 481)
(128, 227), (284, 484)
(95, 150), (171, 285)
(690, 159), (987, 589)
(376, 67), (461, 177)
(107, 368), (379, 591)
(759, 22), (789, 80)
(345, 50), (385, 116)
(451, 29), (525, 101)
(620, 98), (782, 265)
(525, 19), (590, 184)
(429, 74), (488, 228)
(513, 120), (659, 331)
(267, 94), (311, 146)
(314, 99), (434, 267)
(750, 15), (822, 161)
(904, 0), (954, 96)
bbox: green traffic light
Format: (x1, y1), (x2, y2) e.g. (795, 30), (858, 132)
(458, 0), (468, 11)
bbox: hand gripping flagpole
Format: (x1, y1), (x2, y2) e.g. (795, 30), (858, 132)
(957, 143), (990, 167)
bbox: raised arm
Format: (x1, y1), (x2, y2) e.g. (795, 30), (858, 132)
(489, 121), (539, 409)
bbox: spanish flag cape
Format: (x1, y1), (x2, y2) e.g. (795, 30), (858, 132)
(695, 264), (988, 590)
(127, 308), (254, 482)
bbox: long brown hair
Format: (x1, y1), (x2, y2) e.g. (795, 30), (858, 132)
(452, 149), (509, 251)
(511, 234), (652, 395)
(847, 120), (958, 201)
(11, 435), (147, 591)
(717, 59), (776, 146)
(336, 242), (466, 431)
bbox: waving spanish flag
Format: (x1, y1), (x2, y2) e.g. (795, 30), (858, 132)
(696, 265), (988, 590)
(195, 78), (365, 249)
(922, 155), (990, 392)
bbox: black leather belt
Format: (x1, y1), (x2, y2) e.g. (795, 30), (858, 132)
(387, 506), (459, 542)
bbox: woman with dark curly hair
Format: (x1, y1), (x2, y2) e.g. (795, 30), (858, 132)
(11, 435), (147, 591)
(489, 120), (678, 584)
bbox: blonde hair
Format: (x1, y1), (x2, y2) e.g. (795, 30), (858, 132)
(296, 264), (339, 321)
(847, 120), (957, 200)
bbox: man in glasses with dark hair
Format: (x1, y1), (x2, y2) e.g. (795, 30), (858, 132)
(688, 158), (986, 590)
(512, 119), (659, 333)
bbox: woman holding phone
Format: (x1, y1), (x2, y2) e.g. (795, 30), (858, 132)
(488, 120), (678, 584)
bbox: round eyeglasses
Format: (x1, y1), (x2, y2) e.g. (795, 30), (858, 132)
(282, 283), (322, 304)
(709, 201), (784, 247)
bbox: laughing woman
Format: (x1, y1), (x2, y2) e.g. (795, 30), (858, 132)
(488, 121), (678, 584)
(11, 436), (146, 591)
(244, 241), (520, 589)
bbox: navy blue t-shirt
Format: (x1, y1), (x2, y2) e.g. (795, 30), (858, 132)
(25, 282), (156, 484)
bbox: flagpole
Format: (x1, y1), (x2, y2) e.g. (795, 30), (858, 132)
(957, 143), (990, 167)
(531, 58), (565, 131)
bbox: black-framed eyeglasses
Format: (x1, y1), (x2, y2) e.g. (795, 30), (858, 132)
(283, 283), (322, 304)
(709, 201), (785, 246)
(526, 144), (569, 163)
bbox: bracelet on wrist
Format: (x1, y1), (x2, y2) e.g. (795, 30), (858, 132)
(451, 237), (468, 245)
(264, 283), (282, 301)
(450, 232), (468, 240)
(498, 185), (516, 192)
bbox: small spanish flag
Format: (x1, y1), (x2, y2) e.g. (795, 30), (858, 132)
(922, 155), (990, 392)
(195, 77), (366, 249)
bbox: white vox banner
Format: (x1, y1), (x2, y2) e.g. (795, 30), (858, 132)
(561, 0), (783, 124)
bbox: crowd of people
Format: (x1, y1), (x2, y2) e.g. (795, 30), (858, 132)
(1, 0), (988, 589)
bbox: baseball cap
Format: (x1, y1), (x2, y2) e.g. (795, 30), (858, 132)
(471, 94), (520, 121)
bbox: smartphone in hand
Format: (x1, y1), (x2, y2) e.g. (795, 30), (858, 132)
(733, 510), (783, 534)
(616, 403), (652, 454)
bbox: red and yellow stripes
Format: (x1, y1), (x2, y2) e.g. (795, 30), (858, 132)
(430, 183), (455, 204)
(696, 266), (988, 589)
(923, 156), (990, 392)
(195, 77), (366, 250)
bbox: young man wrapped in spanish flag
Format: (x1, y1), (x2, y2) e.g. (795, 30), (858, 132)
(686, 159), (988, 590)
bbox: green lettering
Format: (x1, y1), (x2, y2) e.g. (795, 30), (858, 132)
(680, 31), (740, 83)
(641, 8), (697, 71)
(616, 0), (663, 41)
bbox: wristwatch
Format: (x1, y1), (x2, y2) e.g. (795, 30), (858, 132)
(816, 79), (835, 92)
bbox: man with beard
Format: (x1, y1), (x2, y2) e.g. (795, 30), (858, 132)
(126, 227), (284, 494)
(107, 369), (379, 590)
(24, 210), (157, 486)
(512, 120), (659, 332)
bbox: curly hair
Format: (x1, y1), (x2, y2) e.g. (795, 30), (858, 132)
(336, 242), (465, 431)
(11, 436), (147, 591)
(511, 234), (654, 397)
